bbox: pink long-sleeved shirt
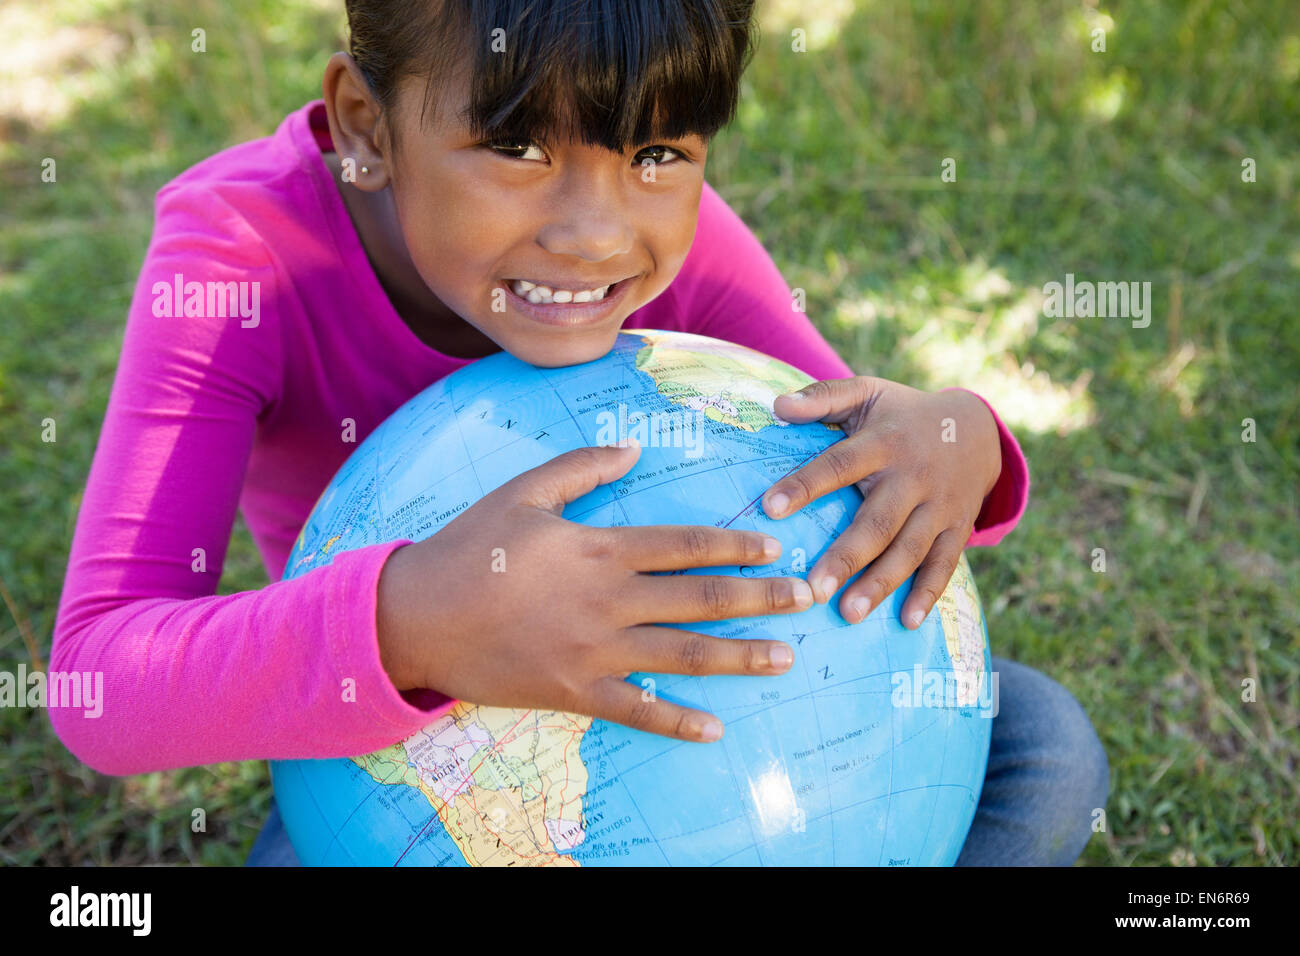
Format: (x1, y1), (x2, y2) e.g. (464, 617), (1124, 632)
(48, 100), (1029, 776)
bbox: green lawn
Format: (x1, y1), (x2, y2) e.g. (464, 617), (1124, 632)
(1, 0), (1296, 865)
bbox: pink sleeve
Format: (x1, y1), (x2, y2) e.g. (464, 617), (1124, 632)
(47, 196), (451, 777)
(676, 182), (1029, 545)
(939, 388), (1030, 546)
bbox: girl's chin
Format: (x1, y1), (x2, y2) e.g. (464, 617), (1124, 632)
(491, 324), (624, 369)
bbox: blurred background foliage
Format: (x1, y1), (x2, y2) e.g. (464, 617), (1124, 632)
(0, 0), (1296, 865)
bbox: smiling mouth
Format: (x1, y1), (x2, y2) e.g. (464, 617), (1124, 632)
(503, 277), (629, 304)
(497, 274), (636, 327)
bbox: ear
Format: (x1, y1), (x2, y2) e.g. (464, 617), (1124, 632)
(321, 51), (393, 190)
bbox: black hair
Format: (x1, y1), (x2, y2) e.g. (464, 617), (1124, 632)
(344, 0), (758, 157)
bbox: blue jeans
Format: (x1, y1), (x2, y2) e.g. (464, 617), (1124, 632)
(246, 656), (1109, 866)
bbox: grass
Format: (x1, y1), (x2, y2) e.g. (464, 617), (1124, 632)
(1, 0), (1296, 866)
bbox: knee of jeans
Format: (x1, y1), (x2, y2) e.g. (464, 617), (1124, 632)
(1068, 712), (1110, 816)
(1054, 726), (1109, 864)
(1019, 667), (1110, 812)
(1041, 682), (1110, 825)
(1032, 683), (1109, 864)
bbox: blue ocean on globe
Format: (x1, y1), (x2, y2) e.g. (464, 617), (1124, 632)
(270, 329), (995, 866)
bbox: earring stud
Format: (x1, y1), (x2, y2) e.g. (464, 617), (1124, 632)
(360, 165), (369, 174)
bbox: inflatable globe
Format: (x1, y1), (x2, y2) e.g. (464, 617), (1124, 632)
(271, 329), (995, 866)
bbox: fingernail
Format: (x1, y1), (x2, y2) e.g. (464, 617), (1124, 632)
(697, 717), (724, 741)
(762, 536), (782, 559)
(766, 492), (789, 518)
(813, 574), (837, 602)
(849, 595), (871, 622)
(781, 391), (806, 402)
(791, 579), (813, 609)
(615, 436), (640, 449)
(905, 608), (926, 628)
(770, 644), (794, 669)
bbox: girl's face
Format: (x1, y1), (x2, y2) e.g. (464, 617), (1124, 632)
(324, 53), (710, 368)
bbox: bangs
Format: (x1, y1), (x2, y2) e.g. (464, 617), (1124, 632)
(411, 0), (757, 151)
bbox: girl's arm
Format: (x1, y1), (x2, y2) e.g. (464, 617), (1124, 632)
(647, 180), (1028, 546)
(48, 198), (449, 777)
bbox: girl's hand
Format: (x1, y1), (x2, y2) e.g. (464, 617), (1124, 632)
(761, 378), (1002, 629)
(377, 442), (814, 744)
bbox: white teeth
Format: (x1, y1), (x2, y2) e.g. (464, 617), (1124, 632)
(509, 278), (612, 303)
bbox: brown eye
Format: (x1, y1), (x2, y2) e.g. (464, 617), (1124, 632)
(635, 145), (684, 166)
(486, 139), (547, 162)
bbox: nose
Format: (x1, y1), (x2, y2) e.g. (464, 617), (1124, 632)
(535, 164), (634, 264)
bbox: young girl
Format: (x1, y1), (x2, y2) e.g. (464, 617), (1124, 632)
(49, 0), (1107, 866)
